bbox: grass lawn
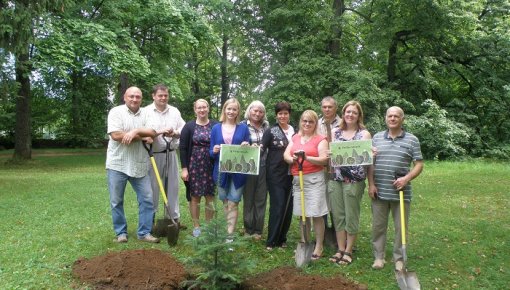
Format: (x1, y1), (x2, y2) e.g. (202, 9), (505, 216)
(0, 149), (508, 289)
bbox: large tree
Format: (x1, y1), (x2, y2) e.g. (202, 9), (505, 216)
(0, 0), (73, 160)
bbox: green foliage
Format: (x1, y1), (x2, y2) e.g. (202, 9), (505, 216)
(2, 0), (509, 157)
(0, 58), (17, 139)
(182, 200), (254, 290)
(405, 99), (472, 160)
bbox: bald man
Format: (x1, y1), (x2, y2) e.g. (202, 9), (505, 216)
(367, 106), (424, 270)
(106, 86), (170, 244)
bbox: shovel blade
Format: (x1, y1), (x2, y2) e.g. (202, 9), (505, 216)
(152, 219), (170, 237)
(166, 223), (179, 246)
(395, 270), (420, 290)
(295, 242), (314, 268)
(324, 226), (337, 249)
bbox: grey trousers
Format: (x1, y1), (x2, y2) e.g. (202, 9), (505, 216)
(148, 150), (180, 220)
(371, 198), (410, 262)
(243, 165), (267, 235)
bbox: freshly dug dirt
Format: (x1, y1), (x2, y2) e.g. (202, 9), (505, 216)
(72, 249), (366, 290)
(72, 249), (188, 289)
(242, 266), (367, 290)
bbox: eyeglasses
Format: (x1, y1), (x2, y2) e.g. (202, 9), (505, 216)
(302, 119), (315, 124)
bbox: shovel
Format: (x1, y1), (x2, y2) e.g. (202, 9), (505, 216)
(294, 151), (314, 268)
(323, 119), (337, 249)
(395, 190), (420, 290)
(143, 141), (180, 246)
(151, 137), (173, 237)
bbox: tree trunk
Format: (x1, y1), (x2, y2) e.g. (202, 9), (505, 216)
(387, 36), (398, 83)
(220, 33), (229, 108)
(329, 0), (345, 57)
(388, 30), (414, 83)
(191, 50), (201, 97)
(118, 73), (129, 104)
(13, 48), (32, 160)
(70, 69), (81, 136)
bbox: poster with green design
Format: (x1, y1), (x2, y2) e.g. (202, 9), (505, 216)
(219, 144), (260, 175)
(329, 140), (373, 167)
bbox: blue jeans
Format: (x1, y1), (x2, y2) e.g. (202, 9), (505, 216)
(107, 169), (154, 238)
(218, 180), (244, 203)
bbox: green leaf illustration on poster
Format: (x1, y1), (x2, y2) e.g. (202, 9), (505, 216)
(329, 140), (373, 167)
(219, 144), (260, 175)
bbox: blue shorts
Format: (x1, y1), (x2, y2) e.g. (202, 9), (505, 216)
(218, 180), (244, 203)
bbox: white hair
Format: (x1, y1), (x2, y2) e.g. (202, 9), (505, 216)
(244, 100), (267, 121)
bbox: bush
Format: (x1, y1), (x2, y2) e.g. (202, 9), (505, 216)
(405, 99), (472, 160)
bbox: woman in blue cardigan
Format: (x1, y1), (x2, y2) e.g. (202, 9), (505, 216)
(210, 98), (250, 238)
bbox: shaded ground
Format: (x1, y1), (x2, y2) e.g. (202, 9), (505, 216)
(72, 249), (367, 290)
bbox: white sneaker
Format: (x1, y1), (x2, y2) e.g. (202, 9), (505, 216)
(192, 227), (201, 237)
(138, 234), (160, 243)
(372, 258), (385, 269)
(113, 234), (128, 243)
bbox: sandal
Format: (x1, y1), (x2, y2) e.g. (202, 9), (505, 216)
(329, 250), (345, 263)
(311, 253), (322, 261)
(337, 252), (353, 265)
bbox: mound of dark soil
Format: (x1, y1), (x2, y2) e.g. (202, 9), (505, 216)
(72, 249), (187, 289)
(72, 249), (366, 289)
(243, 266), (367, 290)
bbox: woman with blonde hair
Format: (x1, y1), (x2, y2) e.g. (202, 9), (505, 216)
(210, 98), (250, 240)
(328, 100), (372, 265)
(284, 110), (329, 260)
(180, 99), (218, 237)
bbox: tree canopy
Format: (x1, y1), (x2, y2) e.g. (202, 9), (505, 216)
(1, 0), (509, 160)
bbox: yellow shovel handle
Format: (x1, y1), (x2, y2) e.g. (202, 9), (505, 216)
(399, 190), (406, 246)
(150, 156), (168, 205)
(299, 171), (306, 222)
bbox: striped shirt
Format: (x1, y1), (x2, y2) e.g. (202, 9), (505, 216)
(372, 130), (423, 202)
(106, 105), (156, 178)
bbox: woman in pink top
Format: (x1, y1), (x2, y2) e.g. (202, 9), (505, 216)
(284, 110), (329, 260)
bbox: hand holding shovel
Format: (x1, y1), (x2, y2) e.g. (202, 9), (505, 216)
(294, 150), (314, 268)
(143, 141), (180, 246)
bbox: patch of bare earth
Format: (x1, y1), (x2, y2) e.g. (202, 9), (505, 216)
(72, 249), (188, 289)
(243, 266), (367, 290)
(72, 249), (366, 290)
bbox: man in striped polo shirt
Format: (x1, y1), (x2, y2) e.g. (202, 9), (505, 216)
(367, 106), (424, 270)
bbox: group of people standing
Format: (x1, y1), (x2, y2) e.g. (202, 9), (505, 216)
(105, 85), (423, 272)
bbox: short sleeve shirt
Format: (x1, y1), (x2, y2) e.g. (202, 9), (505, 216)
(145, 103), (185, 152)
(372, 130), (423, 202)
(318, 115), (341, 138)
(106, 105), (155, 178)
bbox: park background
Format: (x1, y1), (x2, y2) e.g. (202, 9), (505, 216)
(0, 1), (509, 289)
(1, 0), (509, 161)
